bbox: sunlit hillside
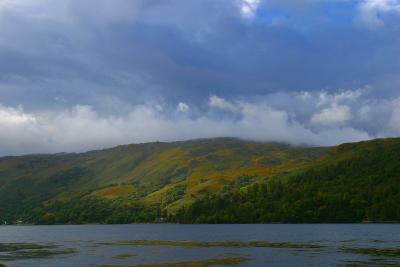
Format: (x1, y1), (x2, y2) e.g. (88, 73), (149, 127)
(175, 138), (400, 223)
(0, 138), (327, 223)
(1, 138), (399, 224)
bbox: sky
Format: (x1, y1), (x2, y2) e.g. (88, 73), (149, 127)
(0, 0), (400, 155)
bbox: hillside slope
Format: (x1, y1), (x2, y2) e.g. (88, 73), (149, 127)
(174, 138), (400, 223)
(1, 137), (399, 224)
(0, 138), (327, 223)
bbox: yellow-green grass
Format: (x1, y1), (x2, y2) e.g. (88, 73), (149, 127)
(90, 185), (136, 199)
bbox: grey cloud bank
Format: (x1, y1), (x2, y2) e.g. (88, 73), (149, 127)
(1, 90), (400, 155)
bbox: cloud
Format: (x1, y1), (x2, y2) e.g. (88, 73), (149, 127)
(0, 0), (398, 155)
(0, 104), (36, 125)
(388, 98), (400, 134)
(310, 104), (352, 126)
(177, 102), (189, 113)
(239, 0), (261, 19)
(356, 0), (400, 28)
(6, 88), (400, 155)
(0, 0), (399, 110)
(209, 95), (240, 113)
(333, 89), (364, 102)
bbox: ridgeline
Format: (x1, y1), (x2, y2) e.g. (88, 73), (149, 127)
(0, 138), (399, 224)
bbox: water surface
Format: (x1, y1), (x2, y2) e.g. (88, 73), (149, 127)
(0, 224), (399, 266)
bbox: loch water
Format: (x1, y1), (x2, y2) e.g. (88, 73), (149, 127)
(0, 224), (399, 266)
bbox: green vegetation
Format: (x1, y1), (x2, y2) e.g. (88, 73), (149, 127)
(21, 198), (161, 224)
(161, 184), (186, 208)
(0, 137), (399, 224)
(174, 138), (400, 223)
(0, 138), (325, 224)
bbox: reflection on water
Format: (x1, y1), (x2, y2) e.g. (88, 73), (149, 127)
(0, 243), (75, 261)
(98, 239), (324, 248)
(0, 224), (399, 266)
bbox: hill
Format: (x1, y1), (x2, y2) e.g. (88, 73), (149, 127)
(0, 137), (399, 224)
(0, 138), (327, 224)
(174, 138), (400, 223)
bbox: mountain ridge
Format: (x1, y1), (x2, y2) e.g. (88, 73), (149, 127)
(0, 137), (399, 224)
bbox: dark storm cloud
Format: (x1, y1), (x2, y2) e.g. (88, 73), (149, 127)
(1, 0), (399, 102)
(0, 0), (400, 154)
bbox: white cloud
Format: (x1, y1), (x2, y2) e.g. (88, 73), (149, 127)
(3, 88), (400, 156)
(317, 89), (365, 107)
(311, 104), (352, 126)
(0, 105), (36, 125)
(239, 0), (260, 19)
(177, 102), (189, 113)
(209, 95), (239, 113)
(333, 89), (364, 102)
(388, 98), (400, 134)
(358, 105), (372, 120)
(356, 0), (400, 28)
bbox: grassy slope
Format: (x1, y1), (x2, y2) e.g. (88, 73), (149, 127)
(1, 137), (399, 223)
(0, 138), (327, 220)
(174, 138), (400, 223)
